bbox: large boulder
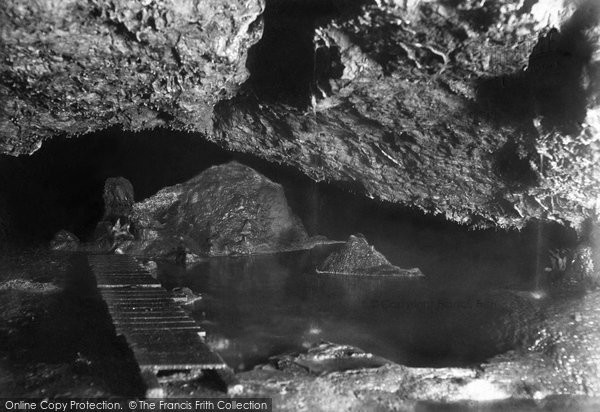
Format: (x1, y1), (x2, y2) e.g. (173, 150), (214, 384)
(49, 229), (80, 251)
(545, 220), (600, 291)
(102, 177), (135, 222)
(123, 161), (315, 257)
(560, 244), (600, 291)
(317, 234), (424, 277)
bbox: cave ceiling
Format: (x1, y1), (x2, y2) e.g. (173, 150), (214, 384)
(1, 0), (599, 230)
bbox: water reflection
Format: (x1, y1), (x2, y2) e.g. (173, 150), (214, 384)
(157, 247), (543, 371)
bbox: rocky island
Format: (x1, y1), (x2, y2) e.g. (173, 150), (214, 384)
(317, 234), (424, 277)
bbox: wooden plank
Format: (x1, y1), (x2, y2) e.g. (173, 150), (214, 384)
(106, 297), (174, 302)
(111, 308), (191, 315)
(102, 295), (172, 300)
(134, 352), (225, 370)
(125, 331), (210, 349)
(100, 287), (167, 291)
(96, 278), (158, 285)
(98, 284), (161, 289)
(95, 272), (154, 277)
(101, 288), (168, 293)
(94, 270), (152, 275)
(107, 310), (187, 317)
(106, 300), (181, 307)
(109, 312), (187, 319)
(112, 316), (204, 331)
(109, 308), (190, 315)
(93, 267), (147, 272)
(101, 291), (170, 298)
(96, 277), (155, 282)
(103, 296), (173, 302)
(92, 268), (150, 274)
(117, 325), (204, 332)
(105, 299), (173, 307)
(102, 292), (172, 297)
(108, 296), (180, 302)
(98, 280), (161, 287)
(104, 295), (173, 300)
(96, 279), (156, 283)
(106, 301), (183, 308)
(106, 302), (184, 310)
(114, 326), (200, 334)
(114, 319), (198, 327)
(112, 315), (195, 322)
(104, 299), (177, 305)
(126, 330), (205, 344)
(108, 311), (187, 318)
(132, 344), (224, 362)
(106, 306), (180, 312)
(125, 333), (211, 352)
(114, 324), (201, 331)
(101, 290), (170, 296)
(134, 352), (224, 365)
(89, 261), (148, 266)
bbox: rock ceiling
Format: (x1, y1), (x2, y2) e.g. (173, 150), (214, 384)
(1, 0), (599, 230)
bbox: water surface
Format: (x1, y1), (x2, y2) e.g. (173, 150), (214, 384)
(157, 246), (545, 371)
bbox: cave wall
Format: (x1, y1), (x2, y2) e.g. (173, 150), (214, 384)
(1, 0), (599, 231)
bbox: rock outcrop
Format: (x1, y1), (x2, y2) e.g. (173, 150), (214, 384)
(1, 0), (599, 230)
(102, 177), (135, 222)
(238, 291), (600, 408)
(122, 161), (318, 257)
(49, 229), (80, 251)
(317, 234), (424, 277)
(268, 341), (394, 375)
(562, 245), (599, 290)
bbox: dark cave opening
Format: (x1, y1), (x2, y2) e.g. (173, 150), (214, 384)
(0, 127), (578, 289)
(0, 128), (233, 243)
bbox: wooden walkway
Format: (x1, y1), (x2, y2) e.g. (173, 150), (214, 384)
(87, 254), (229, 396)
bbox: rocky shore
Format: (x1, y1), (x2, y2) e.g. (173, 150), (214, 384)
(234, 287), (600, 410)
